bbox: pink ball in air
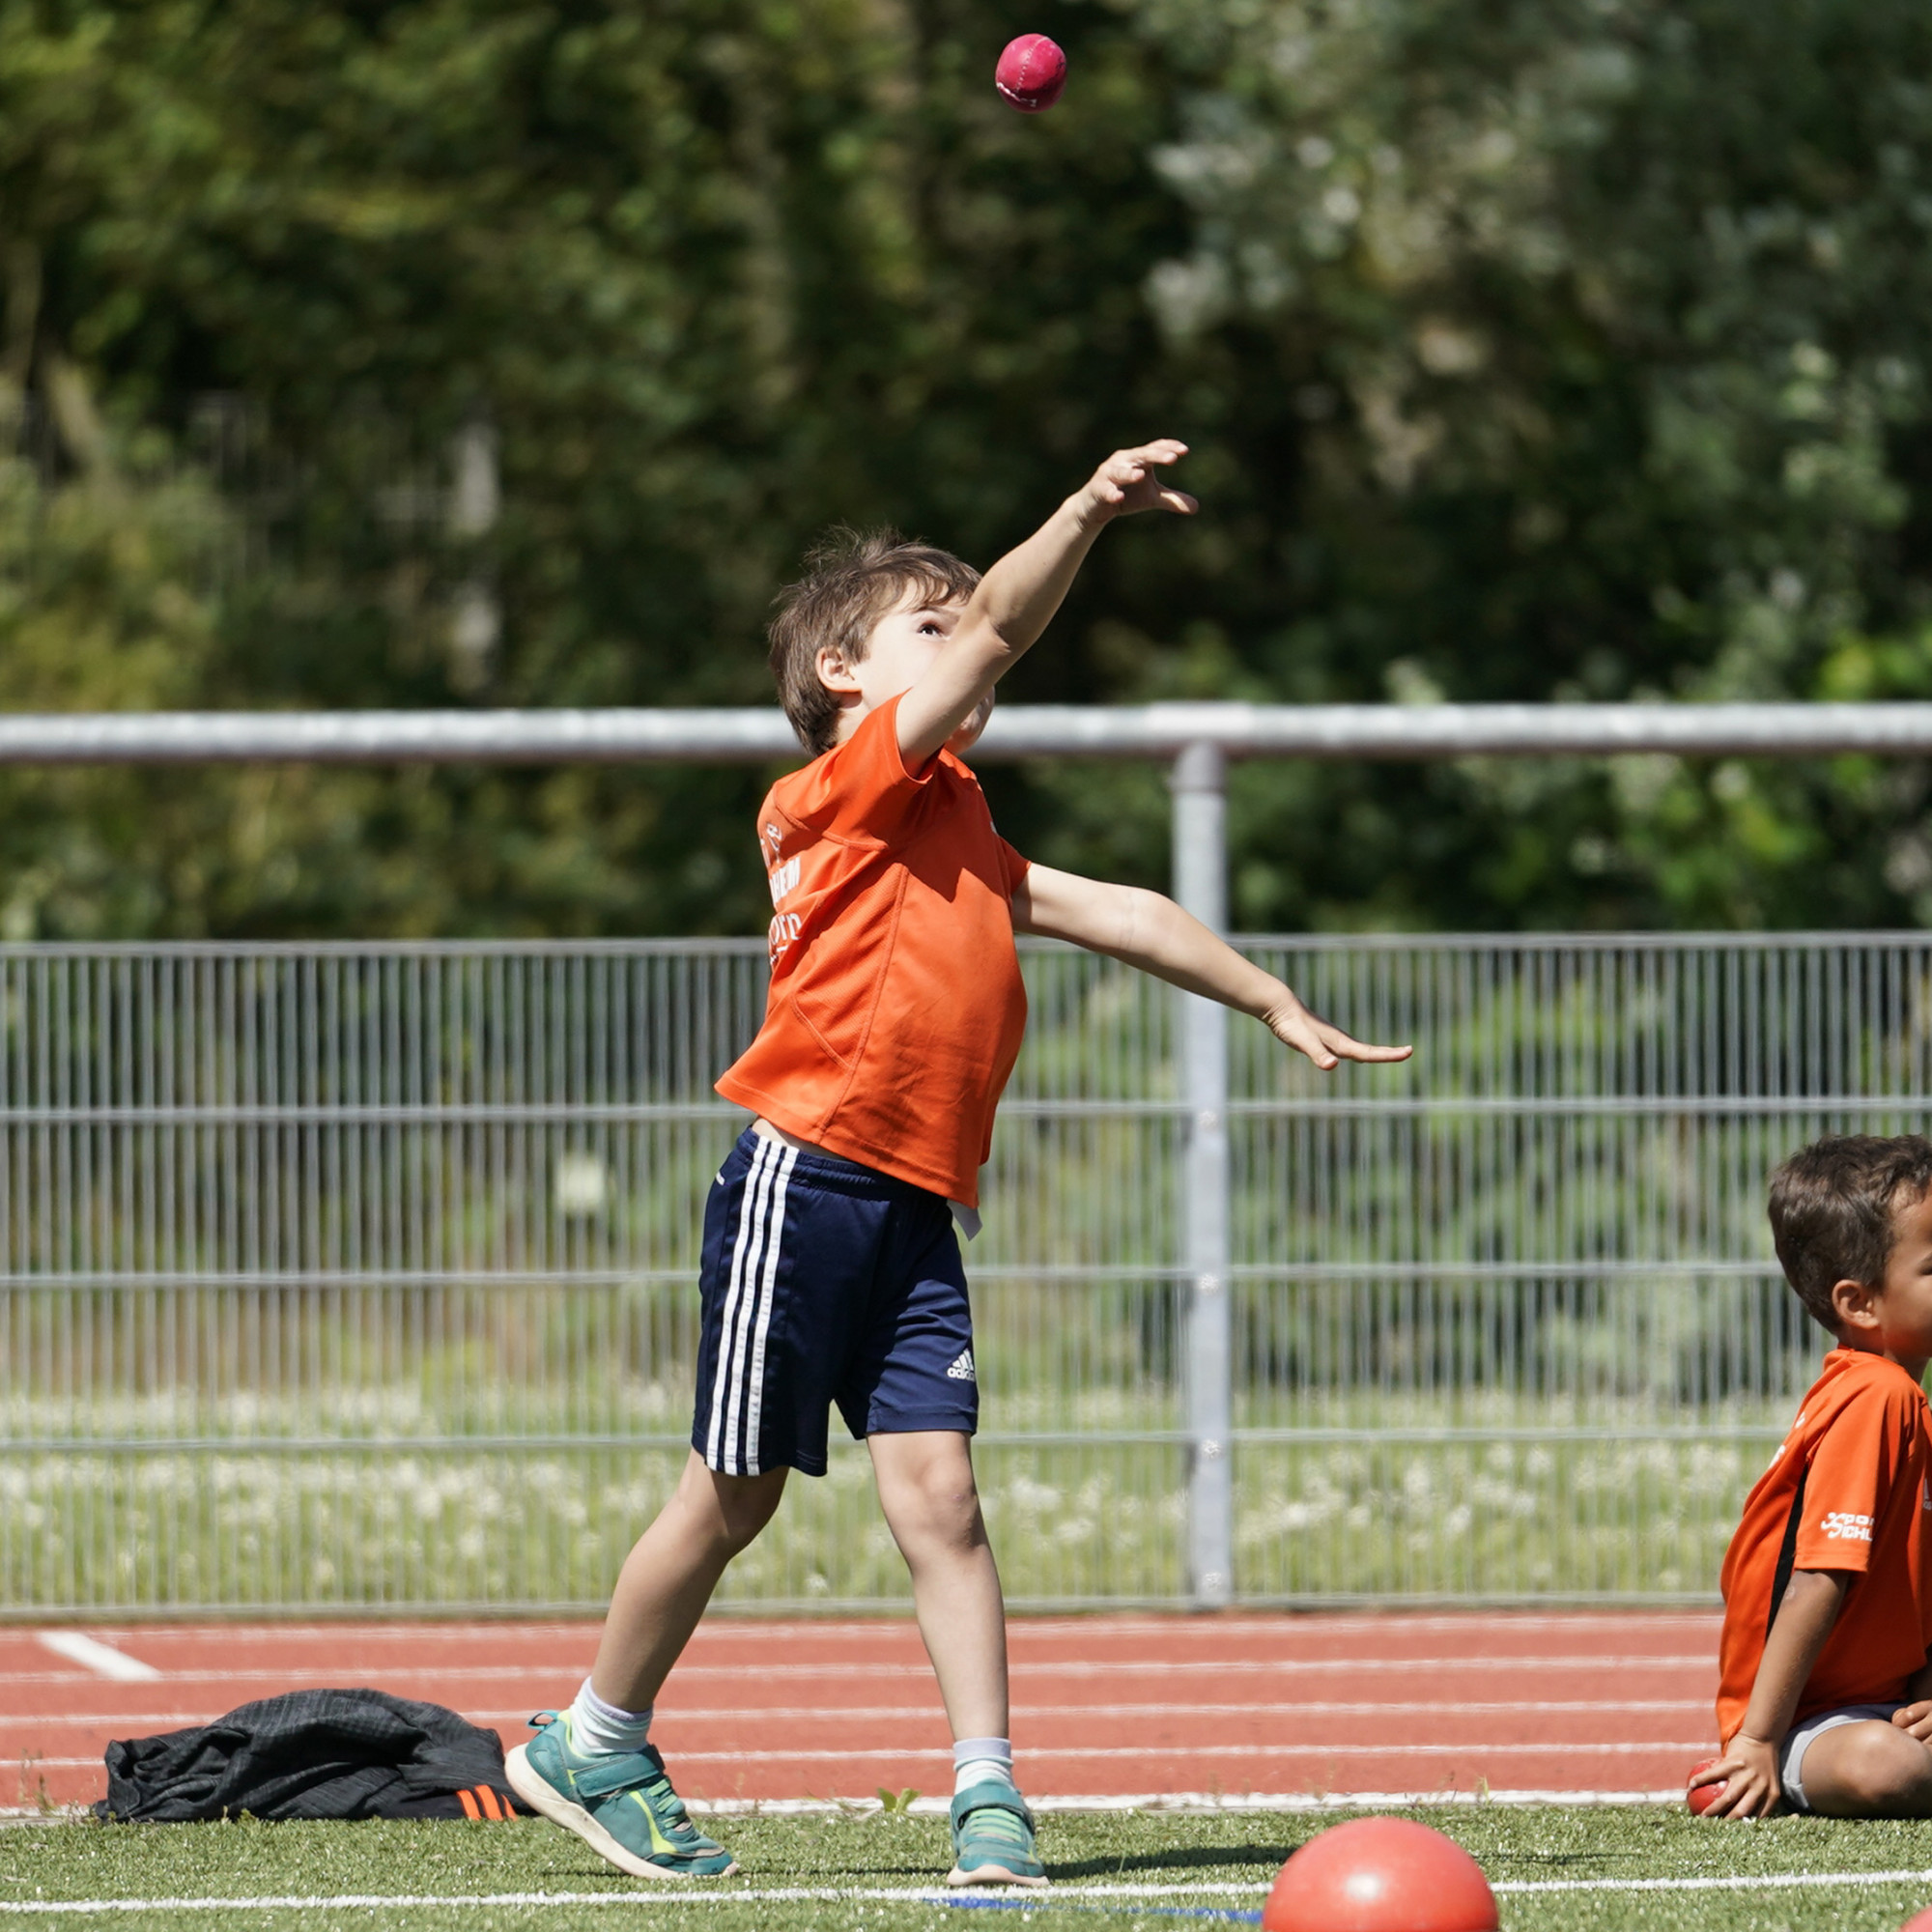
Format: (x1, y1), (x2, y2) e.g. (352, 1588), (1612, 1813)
(995, 34), (1066, 113)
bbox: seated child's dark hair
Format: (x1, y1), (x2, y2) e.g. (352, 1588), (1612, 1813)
(1769, 1134), (1932, 1330)
(768, 527), (981, 754)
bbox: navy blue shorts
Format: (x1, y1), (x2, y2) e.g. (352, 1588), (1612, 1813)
(692, 1128), (978, 1477)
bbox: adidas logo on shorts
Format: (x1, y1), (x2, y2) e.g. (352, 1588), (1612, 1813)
(947, 1349), (977, 1382)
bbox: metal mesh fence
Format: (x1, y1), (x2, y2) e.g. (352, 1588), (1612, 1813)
(2, 934), (1918, 1614)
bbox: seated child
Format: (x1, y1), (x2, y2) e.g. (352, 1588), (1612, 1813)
(505, 439), (1410, 1885)
(1693, 1133), (1932, 1818)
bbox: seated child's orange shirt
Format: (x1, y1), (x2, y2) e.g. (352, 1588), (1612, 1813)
(1717, 1348), (1932, 1743)
(715, 696), (1030, 1209)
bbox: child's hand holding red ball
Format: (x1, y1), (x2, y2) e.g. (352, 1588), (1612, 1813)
(1687, 1734), (1780, 1818)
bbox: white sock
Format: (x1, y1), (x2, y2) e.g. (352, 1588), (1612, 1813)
(952, 1737), (1015, 1796)
(567, 1678), (653, 1757)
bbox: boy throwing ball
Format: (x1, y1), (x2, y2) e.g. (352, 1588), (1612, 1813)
(1695, 1135), (1932, 1818)
(506, 440), (1410, 1884)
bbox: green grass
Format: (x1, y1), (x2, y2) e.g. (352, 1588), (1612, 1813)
(12, 1806), (1932, 1931)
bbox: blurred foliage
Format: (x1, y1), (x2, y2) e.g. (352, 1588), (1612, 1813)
(5, 0), (1932, 934)
(1131, 0), (1932, 930)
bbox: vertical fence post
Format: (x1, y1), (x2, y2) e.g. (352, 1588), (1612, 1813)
(1171, 741), (1233, 1608)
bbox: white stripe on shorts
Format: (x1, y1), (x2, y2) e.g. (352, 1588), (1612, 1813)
(740, 1149), (797, 1465)
(705, 1135), (775, 1470)
(722, 1142), (795, 1472)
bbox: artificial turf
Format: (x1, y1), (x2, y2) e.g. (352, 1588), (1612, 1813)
(11, 1805), (1932, 1931)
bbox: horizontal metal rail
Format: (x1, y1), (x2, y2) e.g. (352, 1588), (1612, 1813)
(0, 1260), (1786, 1290)
(1236, 1095), (1932, 1118)
(0, 926), (1926, 954)
(9, 700), (1932, 763)
(1229, 1425), (1785, 1445)
(0, 1097), (1924, 1128)
(0, 1265), (1198, 1290)
(0, 1432), (1196, 1453)
(0, 1094), (1919, 1124)
(1, 1426), (1776, 1452)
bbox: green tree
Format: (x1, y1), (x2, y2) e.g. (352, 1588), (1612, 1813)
(0, 0), (1187, 935)
(1121, 0), (1932, 929)
(8, 0), (1932, 937)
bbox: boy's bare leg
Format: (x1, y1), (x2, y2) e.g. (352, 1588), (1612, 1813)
(1795, 1721), (1932, 1817)
(869, 1430), (1009, 1741)
(590, 1449), (790, 1713)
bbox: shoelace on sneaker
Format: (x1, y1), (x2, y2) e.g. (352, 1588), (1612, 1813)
(531, 1714), (702, 1842)
(635, 1749), (702, 1841)
(961, 1800), (1031, 1850)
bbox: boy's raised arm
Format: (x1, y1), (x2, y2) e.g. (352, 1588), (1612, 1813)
(896, 440), (1197, 770)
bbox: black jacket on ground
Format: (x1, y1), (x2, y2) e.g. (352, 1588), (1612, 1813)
(96, 1688), (528, 1822)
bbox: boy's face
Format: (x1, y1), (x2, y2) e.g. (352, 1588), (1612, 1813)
(816, 589), (992, 753)
(1835, 1185), (1932, 1376)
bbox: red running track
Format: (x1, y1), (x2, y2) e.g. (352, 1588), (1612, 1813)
(3, 1612), (1720, 1812)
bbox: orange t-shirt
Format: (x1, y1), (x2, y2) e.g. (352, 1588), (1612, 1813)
(1716, 1348), (1932, 1742)
(715, 696), (1030, 1208)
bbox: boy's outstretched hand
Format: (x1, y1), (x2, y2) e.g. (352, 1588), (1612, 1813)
(1076, 440), (1199, 526)
(1263, 990), (1414, 1072)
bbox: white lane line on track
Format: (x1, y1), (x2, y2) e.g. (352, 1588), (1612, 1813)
(34, 1614), (1712, 1642)
(1493, 1868), (1932, 1896)
(667, 1699), (1710, 1721)
(34, 1749), (1720, 1774)
(31, 1635), (159, 1683)
(689, 1613), (1719, 1634)
(342, 1743), (1707, 1767)
(686, 1789), (1695, 1815)
(8, 1872), (1931, 1914)
(6, 1699), (1711, 1729)
(693, 1789), (1695, 1814)
(650, 1698), (1710, 1722)
(0, 1669), (587, 1690)
(674, 1744), (1708, 1762)
(0, 1656), (1717, 1688)
(16, 1741), (1710, 1773)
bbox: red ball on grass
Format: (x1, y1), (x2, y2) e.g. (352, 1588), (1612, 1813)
(1262, 1818), (1498, 1932)
(1686, 1755), (1728, 1816)
(995, 34), (1066, 113)
(1899, 1913), (1932, 1930)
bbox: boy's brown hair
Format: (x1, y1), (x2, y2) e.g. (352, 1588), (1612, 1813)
(1768, 1134), (1932, 1330)
(768, 527), (981, 754)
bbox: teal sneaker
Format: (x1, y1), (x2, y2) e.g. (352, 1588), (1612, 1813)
(505, 1711), (738, 1880)
(947, 1781), (1047, 1888)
